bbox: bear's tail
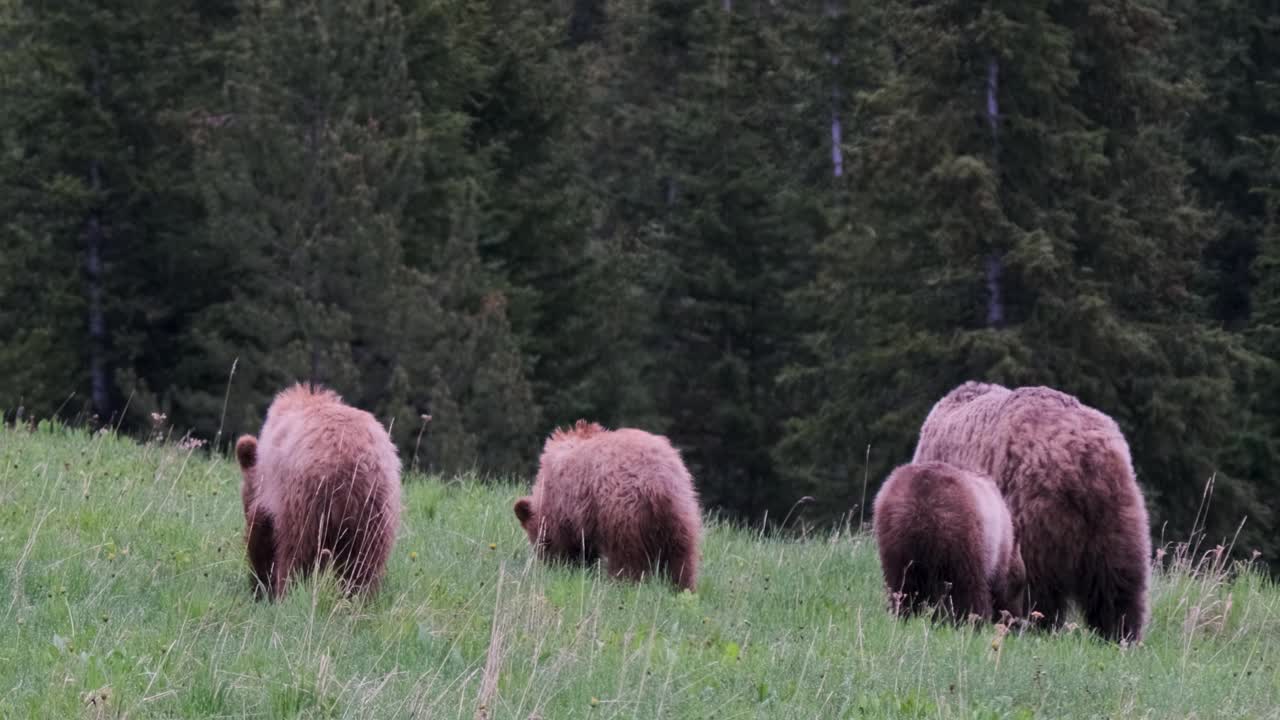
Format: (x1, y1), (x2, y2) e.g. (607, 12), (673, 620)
(235, 435), (259, 469)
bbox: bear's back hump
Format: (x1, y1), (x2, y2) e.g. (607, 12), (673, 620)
(256, 402), (400, 511)
(547, 429), (694, 518)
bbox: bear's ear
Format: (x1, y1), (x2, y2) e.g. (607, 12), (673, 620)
(235, 435), (259, 469)
(513, 497), (534, 526)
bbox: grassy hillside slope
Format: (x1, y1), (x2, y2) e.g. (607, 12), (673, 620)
(0, 423), (1277, 718)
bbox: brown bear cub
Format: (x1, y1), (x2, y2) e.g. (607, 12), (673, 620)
(513, 420), (703, 591)
(236, 383), (402, 600)
(913, 382), (1152, 643)
(873, 461), (1025, 623)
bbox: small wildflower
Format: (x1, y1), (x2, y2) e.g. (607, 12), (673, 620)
(100, 614), (109, 623)
(409, 551), (418, 561)
(990, 622), (1010, 654)
(488, 543), (496, 550)
(1029, 610), (1045, 622)
(590, 697), (600, 707)
(179, 434), (207, 451)
(58, 586), (66, 595)
(106, 552), (116, 561)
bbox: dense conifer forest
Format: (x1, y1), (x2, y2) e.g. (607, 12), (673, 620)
(2, 0), (1277, 562)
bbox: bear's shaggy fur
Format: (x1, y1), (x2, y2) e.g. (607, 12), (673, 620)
(513, 420), (703, 590)
(236, 384), (402, 600)
(873, 461), (1025, 623)
(913, 382), (1152, 642)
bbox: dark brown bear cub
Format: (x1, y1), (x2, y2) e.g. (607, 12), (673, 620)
(513, 420), (703, 591)
(236, 383), (402, 600)
(873, 461), (1024, 623)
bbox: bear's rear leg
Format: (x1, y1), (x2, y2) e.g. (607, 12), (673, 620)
(1083, 559), (1149, 643)
(605, 547), (652, 584)
(660, 536), (699, 592)
(936, 575), (992, 625)
(333, 517), (395, 597)
(604, 541), (699, 591)
(269, 533), (308, 601)
(245, 509), (275, 599)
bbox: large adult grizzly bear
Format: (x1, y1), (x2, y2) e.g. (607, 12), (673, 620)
(513, 420), (703, 591)
(236, 383), (402, 600)
(873, 461), (1024, 623)
(913, 381), (1151, 642)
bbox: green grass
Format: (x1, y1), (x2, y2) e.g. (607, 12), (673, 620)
(1, 422), (1278, 719)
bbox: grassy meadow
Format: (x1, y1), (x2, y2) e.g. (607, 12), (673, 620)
(0, 421), (1278, 719)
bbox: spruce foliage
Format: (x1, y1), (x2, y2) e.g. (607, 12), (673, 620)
(2, 0), (1278, 563)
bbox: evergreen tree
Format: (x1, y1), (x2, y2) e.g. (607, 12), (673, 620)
(784, 0), (1249, 539)
(459, 1), (608, 434)
(563, 1), (829, 517)
(1174, 0), (1280, 554)
(0, 0), (1277, 536)
(655, 3), (833, 518)
(1174, 0), (1280, 331)
(524, 0), (695, 435)
(0, 0), (228, 424)
(176, 0), (537, 474)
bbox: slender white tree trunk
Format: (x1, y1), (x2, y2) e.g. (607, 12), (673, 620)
(985, 56), (1004, 327)
(85, 48), (110, 419)
(827, 1), (843, 178)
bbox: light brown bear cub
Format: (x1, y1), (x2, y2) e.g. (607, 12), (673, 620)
(236, 383), (401, 600)
(514, 420), (703, 591)
(873, 461), (1024, 623)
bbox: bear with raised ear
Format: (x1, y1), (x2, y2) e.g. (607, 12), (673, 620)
(913, 381), (1152, 643)
(873, 461), (1025, 623)
(236, 383), (402, 600)
(513, 420), (703, 591)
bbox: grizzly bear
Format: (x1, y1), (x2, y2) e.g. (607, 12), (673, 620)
(236, 383), (402, 600)
(873, 461), (1025, 623)
(913, 382), (1152, 642)
(513, 420), (702, 591)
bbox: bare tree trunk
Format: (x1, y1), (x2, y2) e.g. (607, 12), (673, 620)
(568, 0), (606, 46)
(830, 92), (843, 178)
(85, 49), (111, 420)
(984, 56), (1004, 328)
(304, 112), (325, 385)
(827, 1), (843, 178)
(86, 172), (109, 419)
